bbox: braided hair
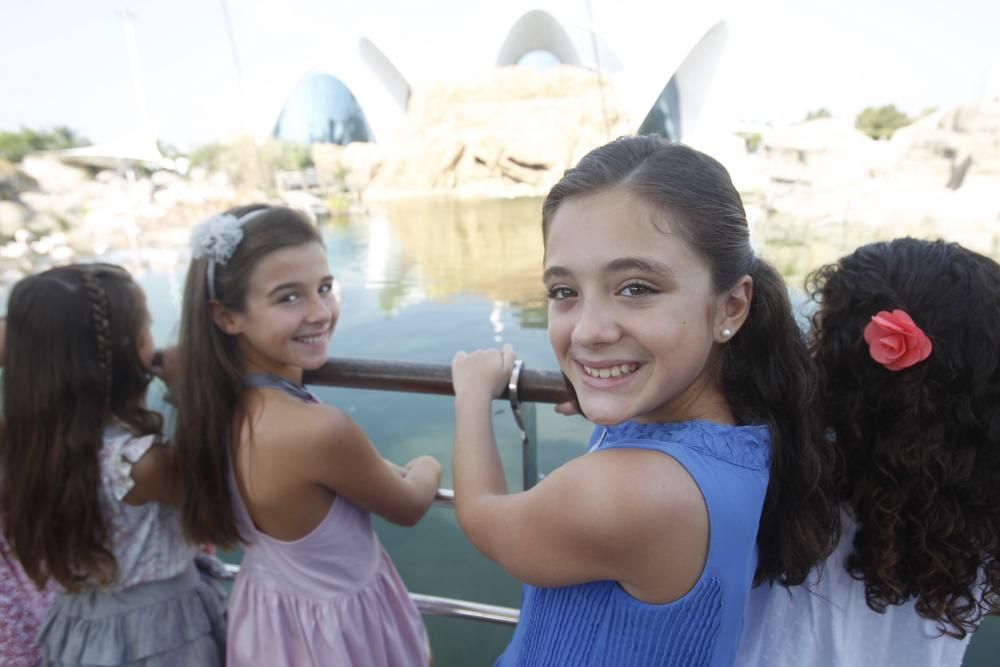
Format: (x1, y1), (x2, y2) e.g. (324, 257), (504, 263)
(0, 264), (162, 590)
(82, 268), (114, 407)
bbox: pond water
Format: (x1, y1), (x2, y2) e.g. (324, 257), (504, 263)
(4, 196), (997, 665)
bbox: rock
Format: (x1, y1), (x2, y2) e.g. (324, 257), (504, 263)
(0, 159), (39, 201)
(760, 118), (876, 187)
(0, 201), (29, 237)
(20, 157), (89, 193)
(310, 143), (343, 181)
(280, 190), (329, 222)
(366, 66), (631, 199)
(885, 104), (1000, 188)
(25, 213), (63, 237)
(339, 142), (386, 192)
(151, 170), (183, 188)
(753, 102), (1000, 238)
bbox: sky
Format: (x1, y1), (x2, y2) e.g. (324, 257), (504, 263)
(1, 0), (998, 149)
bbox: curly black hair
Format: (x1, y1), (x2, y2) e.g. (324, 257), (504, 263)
(807, 237), (1000, 638)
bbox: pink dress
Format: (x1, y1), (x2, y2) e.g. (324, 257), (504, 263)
(226, 375), (430, 666)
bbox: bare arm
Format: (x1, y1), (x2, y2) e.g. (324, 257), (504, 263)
(451, 345), (707, 594)
(304, 407), (441, 526)
(450, 345), (620, 585)
(150, 345), (180, 400)
(124, 440), (182, 506)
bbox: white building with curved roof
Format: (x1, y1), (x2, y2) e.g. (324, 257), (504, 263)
(262, 1), (730, 148)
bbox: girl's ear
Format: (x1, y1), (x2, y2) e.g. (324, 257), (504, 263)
(715, 275), (753, 343)
(209, 301), (241, 335)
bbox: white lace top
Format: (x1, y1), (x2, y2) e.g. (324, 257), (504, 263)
(90, 423), (196, 592)
(735, 512), (977, 667)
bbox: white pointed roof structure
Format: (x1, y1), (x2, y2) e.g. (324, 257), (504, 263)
(260, 0), (730, 148)
(45, 131), (172, 170)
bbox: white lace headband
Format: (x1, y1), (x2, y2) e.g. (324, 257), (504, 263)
(190, 208), (268, 300)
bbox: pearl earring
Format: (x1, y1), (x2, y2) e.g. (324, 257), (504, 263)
(722, 328), (732, 339)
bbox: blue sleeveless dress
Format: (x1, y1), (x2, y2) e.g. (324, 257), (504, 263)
(496, 420), (771, 667)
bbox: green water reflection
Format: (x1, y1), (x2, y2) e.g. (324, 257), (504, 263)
(6, 197), (998, 666)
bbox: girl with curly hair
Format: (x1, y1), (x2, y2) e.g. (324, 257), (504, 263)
(736, 237), (1000, 667)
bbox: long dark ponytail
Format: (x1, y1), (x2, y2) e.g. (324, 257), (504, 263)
(542, 136), (839, 584)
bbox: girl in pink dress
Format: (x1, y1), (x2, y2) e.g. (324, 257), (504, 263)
(174, 205), (439, 666)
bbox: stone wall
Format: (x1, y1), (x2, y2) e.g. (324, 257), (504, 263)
(362, 66), (631, 199)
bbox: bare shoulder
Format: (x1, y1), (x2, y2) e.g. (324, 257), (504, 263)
(245, 389), (361, 455)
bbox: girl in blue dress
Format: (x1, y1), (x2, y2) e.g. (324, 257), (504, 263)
(451, 136), (840, 666)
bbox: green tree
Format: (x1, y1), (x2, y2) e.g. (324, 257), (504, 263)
(855, 105), (911, 140)
(259, 139), (313, 171)
(806, 108), (832, 121)
(188, 142), (226, 171)
(736, 132), (762, 153)
(0, 126), (88, 162)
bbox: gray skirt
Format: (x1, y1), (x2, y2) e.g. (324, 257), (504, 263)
(37, 557), (226, 666)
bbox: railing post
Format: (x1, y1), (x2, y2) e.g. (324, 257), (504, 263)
(520, 401), (538, 491)
(508, 359), (539, 490)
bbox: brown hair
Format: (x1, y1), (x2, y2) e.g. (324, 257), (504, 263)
(808, 238), (1000, 637)
(174, 205), (323, 548)
(542, 136), (840, 585)
(0, 264), (161, 591)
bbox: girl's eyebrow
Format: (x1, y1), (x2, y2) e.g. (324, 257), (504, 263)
(542, 266), (571, 282)
(543, 258), (676, 283)
(604, 257), (676, 277)
(267, 281), (302, 296)
(266, 275), (335, 297)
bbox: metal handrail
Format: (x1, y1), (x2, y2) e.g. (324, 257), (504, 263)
(409, 593), (519, 626)
(433, 488), (455, 508)
(304, 357), (569, 404)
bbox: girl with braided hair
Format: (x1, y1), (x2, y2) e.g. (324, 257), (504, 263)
(0, 263), (226, 666)
(736, 238), (1000, 667)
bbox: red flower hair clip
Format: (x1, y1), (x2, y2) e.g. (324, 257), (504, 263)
(863, 309), (932, 371)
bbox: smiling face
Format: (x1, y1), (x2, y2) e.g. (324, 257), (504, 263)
(544, 187), (734, 425)
(217, 241), (338, 383)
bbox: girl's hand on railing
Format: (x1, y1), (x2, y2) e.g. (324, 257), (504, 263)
(452, 343), (516, 402)
(151, 345), (180, 388)
(554, 401), (578, 416)
(383, 457), (407, 476)
(403, 455), (442, 501)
